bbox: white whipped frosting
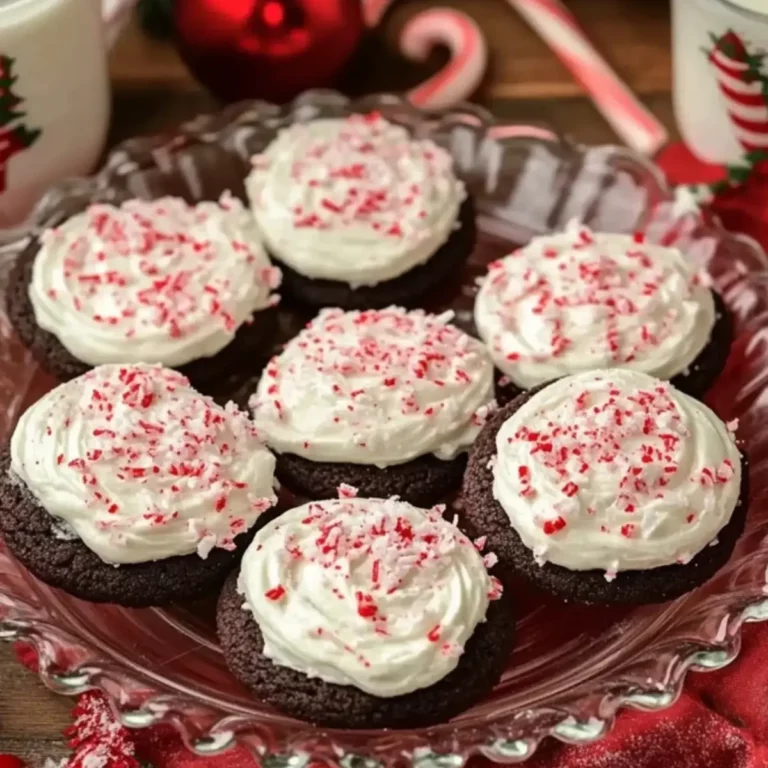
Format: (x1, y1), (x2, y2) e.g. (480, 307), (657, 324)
(492, 369), (742, 573)
(238, 495), (503, 697)
(246, 114), (465, 287)
(10, 364), (277, 565)
(474, 223), (717, 389)
(29, 195), (281, 367)
(250, 307), (495, 468)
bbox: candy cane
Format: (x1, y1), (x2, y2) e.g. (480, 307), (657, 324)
(401, 10), (488, 110)
(504, 0), (668, 155)
(361, 0), (488, 110)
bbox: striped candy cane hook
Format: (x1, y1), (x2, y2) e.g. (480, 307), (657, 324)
(361, 0), (488, 110)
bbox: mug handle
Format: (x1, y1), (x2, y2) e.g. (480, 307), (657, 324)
(102, 0), (141, 48)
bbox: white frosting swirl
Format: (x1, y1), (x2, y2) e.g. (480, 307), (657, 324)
(474, 223), (717, 389)
(250, 307), (495, 468)
(10, 364), (277, 565)
(237, 496), (503, 697)
(246, 114), (465, 287)
(492, 370), (742, 573)
(29, 195), (281, 367)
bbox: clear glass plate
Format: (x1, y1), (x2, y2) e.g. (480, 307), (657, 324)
(1, 91), (768, 766)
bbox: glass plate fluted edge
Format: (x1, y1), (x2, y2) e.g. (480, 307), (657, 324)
(2, 90), (768, 767)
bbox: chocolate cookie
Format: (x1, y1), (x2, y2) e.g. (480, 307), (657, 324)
(0, 449), (248, 607)
(271, 197), (476, 310)
(2, 362), (279, 607)
(462, 381), (750, 605)
(251, 306), (494, 509)
(6, 246), (278, 398)
(217, 569), (513, 729)
(275, 451), (466, 507)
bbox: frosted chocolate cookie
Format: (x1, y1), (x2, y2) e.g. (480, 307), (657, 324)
(217, 495), (513, 728)
(462, 369), (748, 604)
(7, 195), (281, 398)
(246, 113), (474, 309)
(0, 364), (277, 606)
(250, 307), (496, 506)
(474, 224), (732, 403)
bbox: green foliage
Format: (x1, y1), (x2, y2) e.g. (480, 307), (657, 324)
(709, 151), (768, 194)
(11, 124), (41, 148)
(0, 53), (40, 149)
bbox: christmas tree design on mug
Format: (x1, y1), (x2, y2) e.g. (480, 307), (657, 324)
(0, 54), (41, 195)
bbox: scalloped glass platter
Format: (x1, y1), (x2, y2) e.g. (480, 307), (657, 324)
(2, 91), (768, 767)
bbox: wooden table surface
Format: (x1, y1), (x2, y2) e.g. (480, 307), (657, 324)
(0, 0), (676, 762)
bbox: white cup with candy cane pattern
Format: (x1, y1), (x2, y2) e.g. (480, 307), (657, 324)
(0, 0), (137, 231)
(673, 0), (768, 164)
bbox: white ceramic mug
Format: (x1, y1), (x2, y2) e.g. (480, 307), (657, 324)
(0, 0), (137, 231)
(673, 0), (768, 165)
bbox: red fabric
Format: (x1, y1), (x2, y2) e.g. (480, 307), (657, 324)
(655, 142), (726, 187)
(656, 140), (768, 250)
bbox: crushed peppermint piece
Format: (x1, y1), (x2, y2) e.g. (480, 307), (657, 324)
(265, 585), (286, 601)
(337, 483), (359, 498)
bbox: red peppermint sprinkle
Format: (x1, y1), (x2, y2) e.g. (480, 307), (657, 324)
(338, 483), (359, 498)
(356, 591), (379, 619)
(543, 516), (567, 535)
(265, 585), (286, 601)
(561, 481), (579, 498)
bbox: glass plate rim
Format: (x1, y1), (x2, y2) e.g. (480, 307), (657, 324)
(2, 89), (768, 766)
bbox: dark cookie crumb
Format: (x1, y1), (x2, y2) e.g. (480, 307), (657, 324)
(216, 569), (514, 728)
(462, 388), (750, 605)
(5, 242), (277, 398)
(276, 451), (466, 508)
(271, 197), (476, 310)
(0, 449), (250, 607)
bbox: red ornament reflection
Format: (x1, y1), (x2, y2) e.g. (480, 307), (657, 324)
(174, 0), (364, 103)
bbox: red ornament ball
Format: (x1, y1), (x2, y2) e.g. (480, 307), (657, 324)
(174, 0), (364, 104)
(0, 756), (27, 768)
